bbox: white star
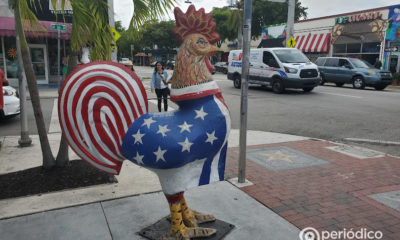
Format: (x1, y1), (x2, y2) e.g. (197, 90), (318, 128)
(205, 131), (218, 145)
(157, 125), (170, 137)
(178, 121), (193, 133)
(194, 107), (208, 120)
(133, 152), (144, 165)
(132, 129), (145, 144)
(178, 137), (194, 152)
(153, 146), (167, 162)
(142, 117), (156, 129)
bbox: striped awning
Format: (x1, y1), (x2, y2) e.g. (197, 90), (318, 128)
(294, 33), (331, 53)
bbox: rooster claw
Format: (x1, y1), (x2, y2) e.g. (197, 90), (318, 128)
(162, 227), (217, 240)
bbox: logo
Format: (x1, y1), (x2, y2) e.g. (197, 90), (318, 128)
(299, 227), (320, 240)
(232, 52), (243, 61)
(299, 227), (383, 240)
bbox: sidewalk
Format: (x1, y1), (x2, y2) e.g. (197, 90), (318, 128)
(1, 129), (400, 239)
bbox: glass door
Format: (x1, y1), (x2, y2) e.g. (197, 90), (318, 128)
(29, 44), (48, 84)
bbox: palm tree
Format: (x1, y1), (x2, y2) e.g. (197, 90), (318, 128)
(10, 0), (56, 169)
(11, 0), (176, 169)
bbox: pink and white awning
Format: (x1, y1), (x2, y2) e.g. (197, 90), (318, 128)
(294, 33), (331, 53)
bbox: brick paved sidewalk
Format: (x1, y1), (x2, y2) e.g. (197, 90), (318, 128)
(225, 139), (400, 240)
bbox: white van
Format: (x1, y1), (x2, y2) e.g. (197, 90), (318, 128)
(227, 48), (320, 93)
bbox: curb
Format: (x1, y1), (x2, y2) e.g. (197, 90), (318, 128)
(343, 138), (400, 146)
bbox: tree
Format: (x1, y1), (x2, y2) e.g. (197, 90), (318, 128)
(211, 8), (236, 47)
(11, 0), (177, 169)
(212, 0), (308, 48)
(141, 20), (179, 49)
(11, 0), (56, 169)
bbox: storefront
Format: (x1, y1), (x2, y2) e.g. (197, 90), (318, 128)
(383, 5), (400, 73)
(0, 1), (72, 86)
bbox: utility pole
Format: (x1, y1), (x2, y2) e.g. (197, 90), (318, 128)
(238, 0), (252, 183)
(285, 0), (295, 46)
(16, 35), (32, 147)
(108, 0), (117, 62)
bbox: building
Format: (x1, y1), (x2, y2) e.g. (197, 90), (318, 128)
(0, 0), (72, 86)
(224, 4), (400, 73)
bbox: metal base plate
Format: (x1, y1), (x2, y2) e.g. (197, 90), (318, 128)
(138, 216), (235, 240)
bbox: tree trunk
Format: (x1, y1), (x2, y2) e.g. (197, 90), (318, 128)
(56, 52), (78, 166)
(14, 3), (55, 169)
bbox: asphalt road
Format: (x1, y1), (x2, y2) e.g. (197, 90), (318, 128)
(213, 73), (400, 156)
(1, 67), (399, 156)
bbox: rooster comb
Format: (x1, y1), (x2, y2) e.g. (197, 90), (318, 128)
(172, 5), (220, 44)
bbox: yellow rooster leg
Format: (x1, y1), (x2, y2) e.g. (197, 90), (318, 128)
(164, 202), (216, 239)
(167, 202), (188, 239)
(181, 197), (216, 227)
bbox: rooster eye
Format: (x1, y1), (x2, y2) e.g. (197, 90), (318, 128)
(197, 38), (207, 46)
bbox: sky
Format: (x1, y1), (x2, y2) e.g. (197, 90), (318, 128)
(114, 0), (400, 29)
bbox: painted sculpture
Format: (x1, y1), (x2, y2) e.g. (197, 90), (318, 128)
(58, 5), (230, 239)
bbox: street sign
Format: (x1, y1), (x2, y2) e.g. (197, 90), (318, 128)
(131, 44), (134, 51)
(287, 36), (296, 48)
(50, 24), (66, 31)
(111, 27), (121, 41)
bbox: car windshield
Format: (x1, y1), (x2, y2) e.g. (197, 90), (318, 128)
(272, 49), (310, 63)
(349, 58), (370, 68)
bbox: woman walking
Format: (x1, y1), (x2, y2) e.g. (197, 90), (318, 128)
(151, 61), (169, 112)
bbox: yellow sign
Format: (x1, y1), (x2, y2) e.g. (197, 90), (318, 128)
(111, 27), (121, 41)
(287, 36), (296, 48)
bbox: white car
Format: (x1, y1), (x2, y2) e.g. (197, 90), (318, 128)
(119, 58), (130, 65)
(1, 86), (20, 119)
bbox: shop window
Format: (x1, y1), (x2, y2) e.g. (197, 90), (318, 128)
(333, 44), (346, 54)
(4, 37), (18, 79)
(347, 43), (361, 53)
(362, 42), (380, 53)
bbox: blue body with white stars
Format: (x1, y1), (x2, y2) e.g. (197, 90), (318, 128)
(121, 94), (230, 195)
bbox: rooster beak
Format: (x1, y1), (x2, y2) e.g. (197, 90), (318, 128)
(207, 45), (220, 56)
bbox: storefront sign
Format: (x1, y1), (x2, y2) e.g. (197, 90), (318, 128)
(335, 11), (382, 24)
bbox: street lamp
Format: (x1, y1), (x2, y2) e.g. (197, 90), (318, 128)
(184, 0), (192, 3)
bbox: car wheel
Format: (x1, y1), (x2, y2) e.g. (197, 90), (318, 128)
(303, 87), (314, 92)
(320, 75), (325, 85)
(272, 79), (284, 94)
(233, 75), (241, 89)
(374, 85), (386, 90)
(335, 82), (344, 87)
(352, 76), (365, 89)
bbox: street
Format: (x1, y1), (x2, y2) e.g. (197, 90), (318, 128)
(1, 66), (399, 156)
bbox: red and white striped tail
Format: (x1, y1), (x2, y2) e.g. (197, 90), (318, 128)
(58, 61), (148, 174)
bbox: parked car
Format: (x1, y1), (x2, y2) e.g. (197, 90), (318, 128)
(228, 48), (320, 93)
(214, 62), (228, 74)
(316, 57), (392, 90)
(166, 60), (175, 70)
(1, 85), (20, 119)
(150, 61), (158, 67)
(119, 58), (130, 65)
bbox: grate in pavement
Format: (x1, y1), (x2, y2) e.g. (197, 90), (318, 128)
(246, 146), (329, 171)
(369, 190), (400, 212)
(326, 145), (385, 159)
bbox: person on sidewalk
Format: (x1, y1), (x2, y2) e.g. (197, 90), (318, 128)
(151, 61), (169, 112)
(0, 68), (7, 110)
(123, 60), (135, 72)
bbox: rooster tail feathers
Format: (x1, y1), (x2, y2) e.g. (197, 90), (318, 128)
(58, 61), (148, 174)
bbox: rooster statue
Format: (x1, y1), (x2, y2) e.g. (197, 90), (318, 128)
(58, 5), (230, 240)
